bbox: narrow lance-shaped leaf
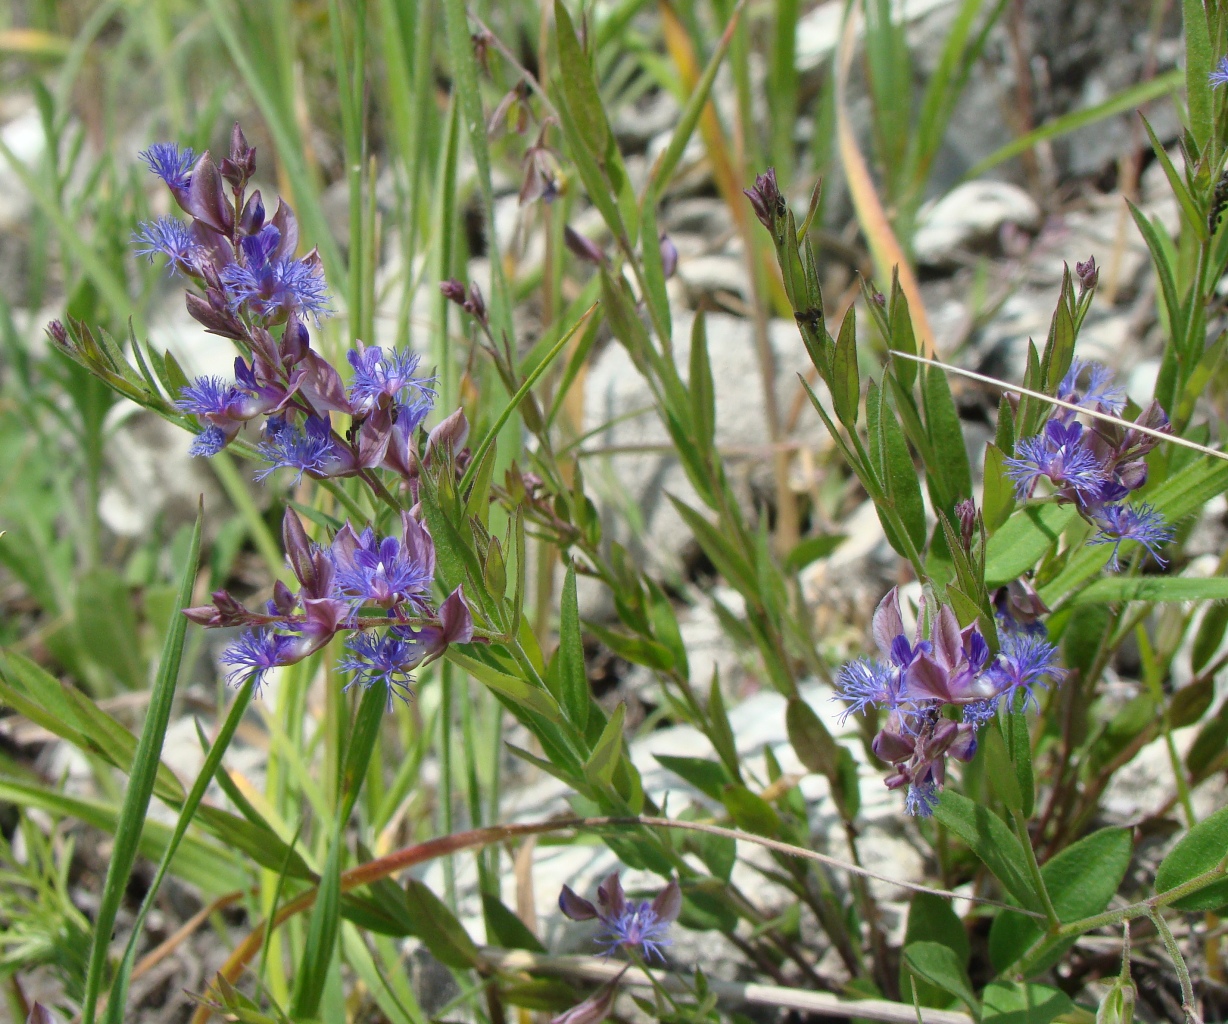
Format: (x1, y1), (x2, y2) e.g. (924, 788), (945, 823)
(558, 562), (590, 731)
(80, 507), (202, 1024)
(831, 305), (860, 426)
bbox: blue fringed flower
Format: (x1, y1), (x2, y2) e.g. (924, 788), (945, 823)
(189, 424), (229, 458)
(338, 630), (422, 705)
(221, 628), (299, 692)
(139, 142), (196, 189)
(905, 780), (939, 818)
(834, 657), (899, 723)
(1090, 502), (1175, 570)
(220, 228), (332, 323)
(346, 345), (436, 415)
(990, 632), (1065, 712)
(1005, 420), (1106, 502)
(133, 217), (199, 274)
(256, 416), (338, 482)
(1059, 358), (1126, 414)
(176, 376), (244, 417)
(1212, 56), (1228, 87)
(597, 901), (674, 962)
(334, 528), (434, 610)
(961, 697), (999, 729)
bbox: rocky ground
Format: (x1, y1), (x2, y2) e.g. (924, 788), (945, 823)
(1, 0), (1225, 1020)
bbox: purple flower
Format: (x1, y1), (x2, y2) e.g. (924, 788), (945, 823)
(1058, 359), (1126, 415)
(139, 142), (196, 189)
(346, 344), (436, 415)
(189, 424), (230, 458)
(256, 416), (350, 483)
(176, 376), (245, 418)
(133, 217), (200, 274)
(220, 627), (301, 692)
(834, 657), (899, 722)
(1089, 502), (1175, 570)
(961, 698), (999, 729)
(338, 630), (424, 705)
(1211, 56), (1228, 87)
(905, 779), (939, 817)
(331, 514), (435, 611)
(220, 226), (332, 323)
(989, 632), (1065, 712)
(559, 873), (681, 963)
(1005, 420), (1106, 502)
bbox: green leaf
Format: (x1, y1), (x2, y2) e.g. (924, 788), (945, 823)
(585, 701), (626, 789)
(75, 568), (144, 690)
(1039, 276), (1076, 394)
(923, 364), (972, 505)
(932, 790), (1042, 912)
(1187, 699), (1228, 780)
(721, 784), (781, 836)
(1168, 677), (1215, 729)
(340, 680), (388, 823)
(983, 722), (1023, 813)
(831, 306), (859, 426)
(447, 651), (562, 722)
(1182, 0), (1213, 150)
(989, 827), (1132, 973)
(482, 894), (546, 953)
(901, 893), (969, 1008)
(1154, 805), (1228, 911)
(104, 679), (257, 1024)
(1070, 576), (1228, 605)
(985, 504), (1077, 588)
(669, 496), (757, 595)
(1128, 200), (1183, 359)
(783, 534), (846, 572)
(903, 942), (978, 1014)
(81, 509), (201, 1024)
(1192, 602), (1228, 674)
(655, 754), (732, 802)
(982, 981), (1074, 1024)
(404, 878), (480, 968)
(584, 618), (675, 671)
(1004, 707), (1035, 817)
(706, 669), (741, 780)
(557, 563), (590, 731)
(291, 823), (344, 1018)
(689, 310), (716, 451)
(870, 381), (927, 557)
(785, 697), (859, 818)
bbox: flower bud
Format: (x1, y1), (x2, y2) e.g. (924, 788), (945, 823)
(564, 225), (606, 266)
(658, 232), (678, 279)
(1075, 256), (1098, 294)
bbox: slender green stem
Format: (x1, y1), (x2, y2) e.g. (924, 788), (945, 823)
(1010, 807), (1060, 932)
(1150, 909), (1201, 1024)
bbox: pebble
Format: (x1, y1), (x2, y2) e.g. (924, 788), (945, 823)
(912, 181), (1041, 267)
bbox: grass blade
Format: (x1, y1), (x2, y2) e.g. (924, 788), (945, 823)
(81, 504), (203, 1024)
(101, 678), (257, 1024)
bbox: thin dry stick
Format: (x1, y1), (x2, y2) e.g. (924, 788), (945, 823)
(888, 351), (1228, 463)
(481, 948), (974, 1024)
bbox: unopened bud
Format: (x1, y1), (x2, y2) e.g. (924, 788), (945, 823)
(1075, 256), (1098, 294)
(564, 225), (606, 266)
(658, 232), (678, 279)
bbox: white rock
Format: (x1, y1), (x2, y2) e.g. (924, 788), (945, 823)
(913, 181), (1041, 266)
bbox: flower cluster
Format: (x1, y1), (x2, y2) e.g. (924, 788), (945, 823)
(135, 126), (438, 483)
(836, 587), (1064, 817)
(186, 507), (473, 703)
(139, 124), (480, 703)
(559, 873), (681, 963)
(1005, 360), (1175, 570)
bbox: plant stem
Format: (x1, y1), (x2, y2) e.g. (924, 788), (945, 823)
(1010, 807), (1060, 932)
(1150, 909), (1203, 1024)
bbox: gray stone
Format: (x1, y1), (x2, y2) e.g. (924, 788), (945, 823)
(913, 181), (1041, 266)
